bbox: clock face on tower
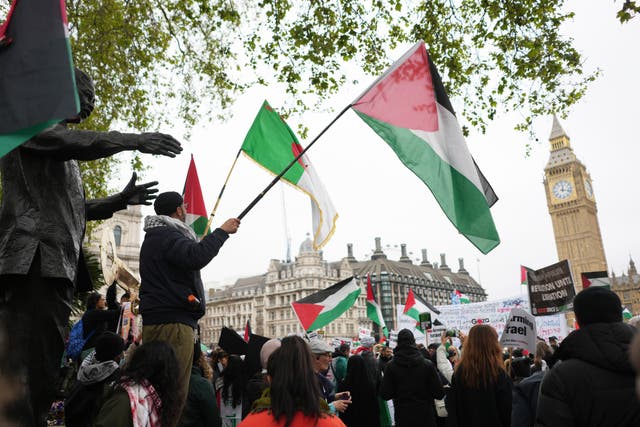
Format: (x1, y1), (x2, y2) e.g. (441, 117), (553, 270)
(584, 179), (594, 198)
(552, 180), (573, 199)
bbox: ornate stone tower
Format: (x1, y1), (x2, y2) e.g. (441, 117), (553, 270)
(543, 116), (607, 291)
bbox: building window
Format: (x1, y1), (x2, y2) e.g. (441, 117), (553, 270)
(113, 225), (122, 247)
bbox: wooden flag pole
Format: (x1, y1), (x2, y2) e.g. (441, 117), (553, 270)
(201, 148), (242, 239)
(237, 104), (351, 220)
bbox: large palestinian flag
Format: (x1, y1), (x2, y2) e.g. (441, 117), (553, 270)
(366, 274), (389, 337)
(242, 100), (338, 250)
(351, 41), (499, 254)
(182, 155), (210, 238)
(291, 277), (361, 332)
(0, 0), (79, 159)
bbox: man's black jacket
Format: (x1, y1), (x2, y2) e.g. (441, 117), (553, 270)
(535, 322), (640, 427)
(139, 224), (228, 328)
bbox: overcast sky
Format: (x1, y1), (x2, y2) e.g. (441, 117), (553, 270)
(121, 0), (639, 300)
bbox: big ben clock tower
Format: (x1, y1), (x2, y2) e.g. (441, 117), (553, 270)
(543, 116), (607, 292)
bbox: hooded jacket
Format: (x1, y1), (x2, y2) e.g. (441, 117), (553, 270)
(179, 365), (221, 427)
(139, 217), (228, 328)
(380, 344), (444, 427)
(65, 351), (120, 427)
(535, 322), (640, 427)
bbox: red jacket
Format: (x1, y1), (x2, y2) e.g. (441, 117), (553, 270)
(239, 411), (345, 427)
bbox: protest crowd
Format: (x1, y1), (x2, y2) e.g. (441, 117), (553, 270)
(45, 274), (640, 427)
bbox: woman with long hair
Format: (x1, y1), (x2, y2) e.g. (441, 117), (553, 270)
(446, 324), (512, 427)
(239, 335), (345, 427)
(531, 341), (551, 373)
(220, 355), (245, 426)
(95, 341), (182, 427)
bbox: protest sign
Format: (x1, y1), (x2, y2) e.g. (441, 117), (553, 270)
(388, 331), (398, 349)
(528, 260), (576, 315)
(397, 296), (568, 344)
(419, 312), (432, 331)
(331, 337), (352, 349)
(500, 308), (537, 353)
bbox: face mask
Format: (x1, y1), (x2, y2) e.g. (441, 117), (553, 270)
(217, 362), (224, 372)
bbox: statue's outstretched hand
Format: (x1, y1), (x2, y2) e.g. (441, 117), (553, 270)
(138, 132), (182, 157)
(120, 172), (159, 205)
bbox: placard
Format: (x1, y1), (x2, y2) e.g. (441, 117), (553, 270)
(500, 308), (536, 353)
(528, 260), (576, 315)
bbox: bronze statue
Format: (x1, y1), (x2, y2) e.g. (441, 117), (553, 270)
(0, 68), (182, 426)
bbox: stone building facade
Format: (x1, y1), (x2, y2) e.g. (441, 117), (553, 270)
(201, 235), (486, 345)
(612, 258), (640, 316)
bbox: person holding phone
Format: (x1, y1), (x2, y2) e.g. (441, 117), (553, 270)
(309, 339), (352, 414)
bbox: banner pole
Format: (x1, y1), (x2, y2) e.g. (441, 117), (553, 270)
(237, 104), (351, 220)
(201, 148), (242, 238)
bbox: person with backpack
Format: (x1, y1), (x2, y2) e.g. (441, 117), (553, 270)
(331, 343), (350, 390)
(64, 332), (125, 427)
(76, 287), (121, 362)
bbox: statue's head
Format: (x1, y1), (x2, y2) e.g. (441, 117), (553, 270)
(67, 67), (95, 123)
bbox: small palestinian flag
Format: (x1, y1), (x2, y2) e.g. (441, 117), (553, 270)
(580, 271), (610, 289)
(403, 289), (440, 332)
(623, 307), (633, 321)
(351, 41), (499, 254)
(243, 319), (252, 342)
(182, 155), (210, 238)
(453, 289), (470, 304)
(0, 0), (79, 159)
(291, 277), (361, 332)
(366, 274), (389, 337)
(521, 266), (533, 286)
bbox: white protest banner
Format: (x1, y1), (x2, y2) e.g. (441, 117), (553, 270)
(400, 296), (568, 344)
(500, 308), (537, 353)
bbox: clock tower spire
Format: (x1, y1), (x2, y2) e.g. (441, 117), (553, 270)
(543, 116), (607, 292)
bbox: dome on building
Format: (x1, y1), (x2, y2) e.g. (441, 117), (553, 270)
(298, 233), (315, 254)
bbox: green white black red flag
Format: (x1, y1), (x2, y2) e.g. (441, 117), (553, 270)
(182, 155), (210, 238)
(351, 41), (499, 254)
(0, 0), (78, 159)
(291, 277), (360, 332)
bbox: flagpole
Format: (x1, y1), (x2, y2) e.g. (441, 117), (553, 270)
(201, 148), (242, 238)
(237, 104), (351, 220)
